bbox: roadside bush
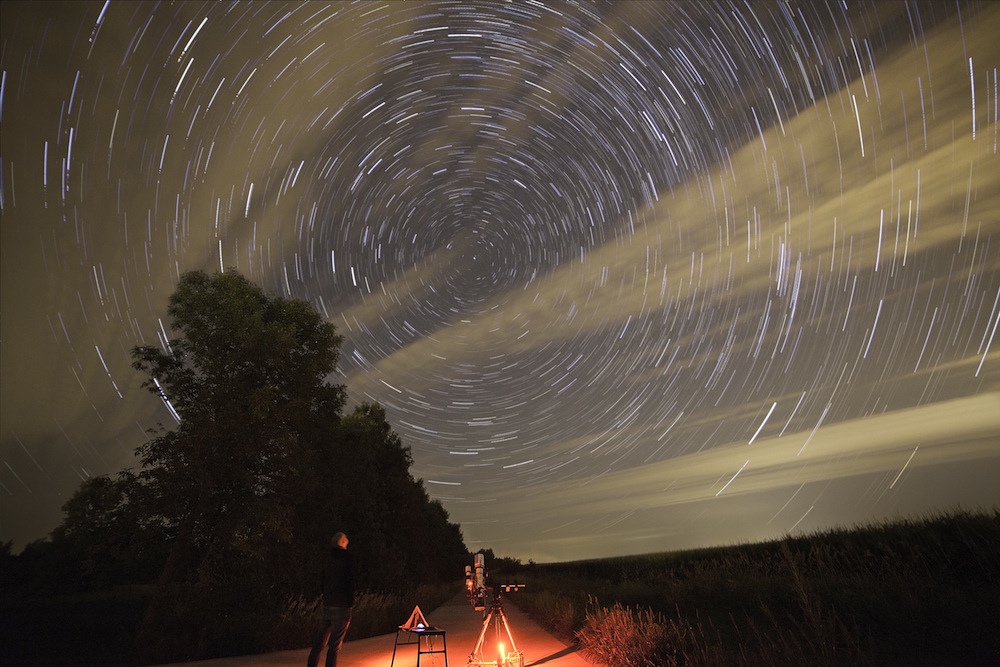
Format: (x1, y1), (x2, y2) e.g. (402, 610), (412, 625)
(269, 582), (461, 652)
(576, 599), (704, 667)
(514, 589), (580, 641)
(271, 594), (325, 649)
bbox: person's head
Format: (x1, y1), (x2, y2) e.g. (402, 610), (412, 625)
(332, 531), (349, 550)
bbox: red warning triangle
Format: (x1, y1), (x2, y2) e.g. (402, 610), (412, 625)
(401, 604), (429, 630)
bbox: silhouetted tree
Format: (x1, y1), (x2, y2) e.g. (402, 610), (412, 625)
(47, 471), (163, 590)
(328, 402), (468, 593)
(130, 269), (347, 659)
(124, 269), (466, 661)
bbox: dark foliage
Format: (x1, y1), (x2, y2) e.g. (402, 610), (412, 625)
(512, 509), (1000, 666)
(4, 270), (468, 665)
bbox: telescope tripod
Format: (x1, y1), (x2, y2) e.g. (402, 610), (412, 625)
(468, 588), (523, 667)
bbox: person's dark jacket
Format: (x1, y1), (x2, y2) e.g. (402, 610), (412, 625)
(322, 546), (354, 608)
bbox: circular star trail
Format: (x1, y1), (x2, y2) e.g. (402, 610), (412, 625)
(2, 1), (998, 561)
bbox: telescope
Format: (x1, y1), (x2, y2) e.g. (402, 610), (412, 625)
(465, 552), (488, 610)
(464, 553), (525, 667)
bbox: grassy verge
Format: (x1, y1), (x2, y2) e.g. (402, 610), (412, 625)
(1, 581), (461, 666)
(0, 587), (152, 666)
(271, 582), (461, 651)
(512, 509), (1000, 666)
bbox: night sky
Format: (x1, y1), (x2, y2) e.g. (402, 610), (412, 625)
(2, 1), (998, 563)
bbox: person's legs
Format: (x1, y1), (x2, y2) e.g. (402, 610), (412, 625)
(307, 621), (331, 667)
(324, 607), (352, 667)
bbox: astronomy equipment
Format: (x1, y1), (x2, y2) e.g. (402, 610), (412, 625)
(465, 553), (525, 667)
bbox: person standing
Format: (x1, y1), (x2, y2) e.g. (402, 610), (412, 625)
(308, 531), (354, 667)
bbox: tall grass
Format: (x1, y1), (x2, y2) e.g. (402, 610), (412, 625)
(270, 582), (461, 651)
(575, 598), (725, 667)
(514, 510), (999, 666)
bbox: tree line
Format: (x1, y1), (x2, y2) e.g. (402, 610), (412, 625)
(2, 269), (469, 663)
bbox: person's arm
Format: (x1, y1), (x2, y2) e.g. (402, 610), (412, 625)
(320, 550), (328, 602)
(346, 551), (355, 607)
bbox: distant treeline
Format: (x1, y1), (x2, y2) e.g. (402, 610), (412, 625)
(509, 509), (1000, 666)
(0, 270), (469, 665)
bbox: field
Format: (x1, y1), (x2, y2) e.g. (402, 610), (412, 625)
(508, 510), (999, 666)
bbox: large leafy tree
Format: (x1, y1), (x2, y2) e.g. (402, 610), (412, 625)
(131, 270), (347, 658)
(132, 271), (345, 553)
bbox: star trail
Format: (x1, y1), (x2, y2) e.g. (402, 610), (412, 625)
(1, 1), (998, 562)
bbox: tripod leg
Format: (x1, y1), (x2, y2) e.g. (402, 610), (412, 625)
(470, 608), (493, 662)
(497, 609), (520, 654)
(493, 614), (506, 667)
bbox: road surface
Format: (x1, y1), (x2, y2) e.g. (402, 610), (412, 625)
(153, 593), (595, 667)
